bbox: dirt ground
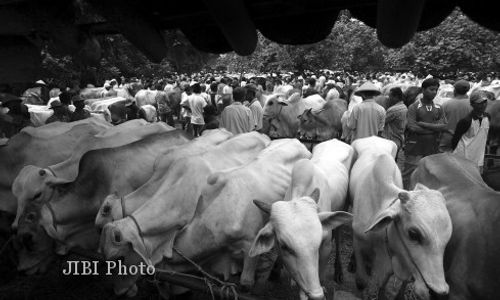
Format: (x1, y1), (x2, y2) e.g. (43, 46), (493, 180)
(0, 227), (360, 300)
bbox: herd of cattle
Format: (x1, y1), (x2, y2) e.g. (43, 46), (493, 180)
(0, 117), (499, 300)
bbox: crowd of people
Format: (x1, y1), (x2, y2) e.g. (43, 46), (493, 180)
(1, 70), (497, 188)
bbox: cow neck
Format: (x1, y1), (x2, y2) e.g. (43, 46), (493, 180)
(127, 214), (151, 260)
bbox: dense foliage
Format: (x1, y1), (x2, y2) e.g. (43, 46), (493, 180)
(214, 9), (500, 74)
(41, 9), (500, 87)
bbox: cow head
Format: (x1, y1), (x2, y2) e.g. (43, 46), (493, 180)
(99, 217), (154, 267)
(12, 166), (63, 230)
(262, 94), (288, 119)
(14, 202), (56, 275)
(95, 193), (123, 230)
(365, 184), (452, 299)
(249, 189), (352, 300)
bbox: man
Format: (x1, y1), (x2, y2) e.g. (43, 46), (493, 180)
(70, 95), (90, 122)
(452, 90), (490, 174)
(220, 87), (253, 134)
(187, 83), (207, 137)
(303, 77), (318, 97)
(403, 78), (447, 188)
(46, 100), (71, 124)
(0, 94), (32, 138)
(109, 102), (127, 126)
(245, 84), (263, 131)
(439, 79), (472, 152)
(346, 81), (386, 141)
(382, 87), (408, 160)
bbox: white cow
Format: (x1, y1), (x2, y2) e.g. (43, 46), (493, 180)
(350, 136), (452, 299)
(95, 129), (235, 229)
(250, 139), (354, 300)
(12, 120), (173, 229)
(100, 138), (311, 296)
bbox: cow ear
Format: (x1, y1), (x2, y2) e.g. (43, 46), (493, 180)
(253, 200), (271, 215)
(319, 211), (353, 232)
(309, 188), (320, 203)
(365, 202), (400, 233)
(45, 177), (71, 187)
(249, 222), (275, 257)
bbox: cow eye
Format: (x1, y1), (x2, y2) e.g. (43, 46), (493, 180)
(280, 243), (294, 255)
(102, 205), (111, 215)
(26, 212), (36, 222)
(408, 228), (423, 244)
(268, 102), (273, 106)
(34, 192), (42, 200)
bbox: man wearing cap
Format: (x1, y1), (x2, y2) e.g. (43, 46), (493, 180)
(403, 78), (447, 188)
(22, 80), (50, 105)
(346, 81), (386, 141)
(70, 95), (90, 122)
(439, 79), (472, 152)
(45, 100), (71, 124)
(0, 94), (33, 138)
(452, 90), (490, 173)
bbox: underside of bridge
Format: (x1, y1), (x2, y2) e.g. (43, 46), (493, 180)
(0, 0), (498, 83)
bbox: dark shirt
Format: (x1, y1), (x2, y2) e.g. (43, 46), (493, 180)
(126, 104), (139, 120)
(70, 109), (91, 122)
(46, 106), (72, 124)
(406, 100), (446, 156)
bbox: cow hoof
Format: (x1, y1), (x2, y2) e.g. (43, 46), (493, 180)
(126, 284), (138, 297)
(355, 276), (366, 291)
(348, 253), (356, 273)
(334, 271), (344, 284)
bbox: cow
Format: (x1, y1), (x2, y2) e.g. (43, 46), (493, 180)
(0, 118), (111, 220)
(249, 139), (354, 300)
(12, 120), (173, 229)
(97, 132), (270, 295)
(350, 136), (452, 300)
(79, 87), (118, 100)
(134, 89), (164, 108)
(411, 153), (500, 300)
(16, 130), (192, 277)
(298, 99), (347, 141)
(95, 130), (261, 231)
(100, 139), (311, 296)
(262, 93), (326, 138)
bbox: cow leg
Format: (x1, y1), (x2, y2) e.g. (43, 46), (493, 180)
(333, 228), (344, 283)
(353, 236), (370, 291)
(253, 247), (279, 295)
(239, 253), (259, 290)
(319, 236), (335, 300)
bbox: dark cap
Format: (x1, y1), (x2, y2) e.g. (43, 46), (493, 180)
(49, 100), (63, 109)
(453, 80), (470, 95)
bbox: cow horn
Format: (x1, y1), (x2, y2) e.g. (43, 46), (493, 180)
(253, 200), (271, 214)
(39, 169), (46, 176)
(398, 191), (410, 204)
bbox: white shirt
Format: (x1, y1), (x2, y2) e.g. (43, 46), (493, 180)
(454, 117), (489, 167)
(188, 93), (207, 125)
